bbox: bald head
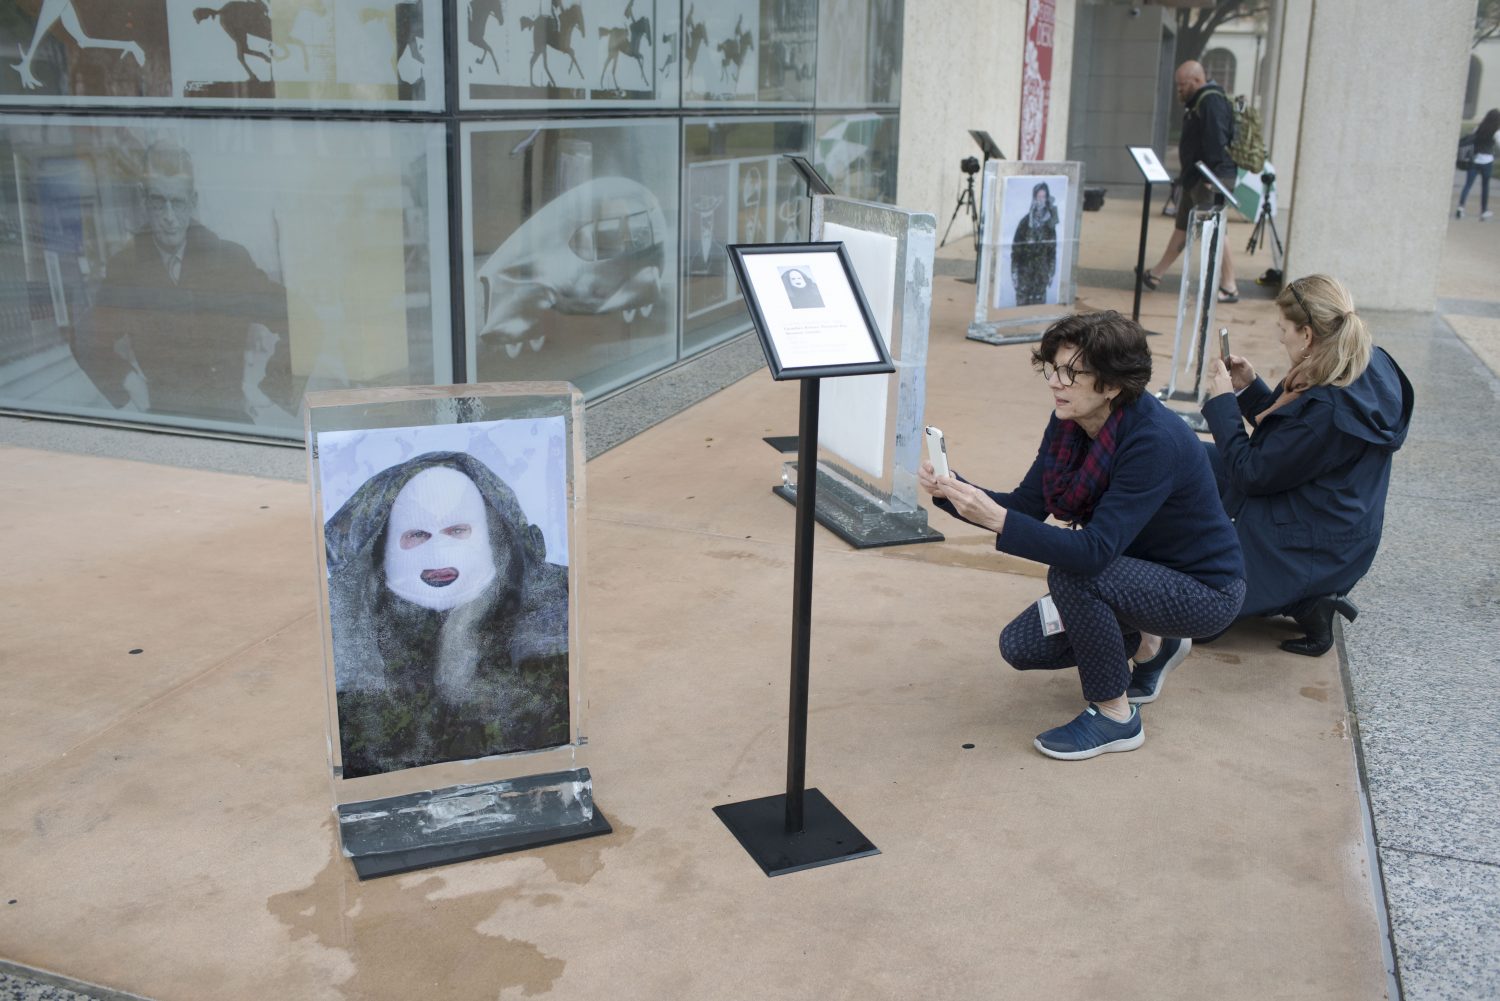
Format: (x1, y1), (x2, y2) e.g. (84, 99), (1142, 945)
(1175, 60), (1207, 103)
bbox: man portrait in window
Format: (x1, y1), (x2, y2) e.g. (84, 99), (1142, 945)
(73, 141), (295, 426)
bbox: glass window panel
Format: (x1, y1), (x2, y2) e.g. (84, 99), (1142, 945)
(814, 0), (902, 108)
(0, 115), (452, 438)
(681, 115), (811, 356)
(683, 0), (815, 106)
(814, 111), (899, 204)
(0, 0), (443, 110)
(461, 0), (682, 110)
(463, 120), (680, 398)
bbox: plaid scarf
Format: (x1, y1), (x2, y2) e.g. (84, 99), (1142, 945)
(1042, 407), (1127, 526)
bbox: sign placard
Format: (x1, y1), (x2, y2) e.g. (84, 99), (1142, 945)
(969, 130), (1005, 161)
(728, 242), (895, 381)
(783, 155), (835, 195)
(1128, 145), (1171, 184)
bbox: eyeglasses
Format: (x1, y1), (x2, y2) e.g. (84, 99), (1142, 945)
(1288, 280), (1320, 334)
(1041, 361), (1095, 386)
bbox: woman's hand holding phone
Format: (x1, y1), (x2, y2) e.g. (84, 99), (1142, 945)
(1225, 353), (1255, 391)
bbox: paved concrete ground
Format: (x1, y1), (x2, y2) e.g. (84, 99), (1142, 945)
(1336, 193), (1500, 1001)
(0, 187), (1493, 1000)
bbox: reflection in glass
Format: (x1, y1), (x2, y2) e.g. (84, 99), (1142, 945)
(463, 0), (682, 109)
(814, 0), (903, 108)
(814, 112), (899, 204)
(0, 0), (441, 109)
(682, 116), (810, 355)
(0, 115), (450, 436)
(683, 0), (814, 105)
(464, 121), (679, 397)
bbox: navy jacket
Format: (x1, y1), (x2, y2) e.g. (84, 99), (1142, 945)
(1200, 347), (1413, 617)
(937, 393), (1244, 589)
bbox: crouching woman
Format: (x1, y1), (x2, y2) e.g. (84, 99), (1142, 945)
(921, 312), (1244, 760)
(1199, 274), (1413, 655)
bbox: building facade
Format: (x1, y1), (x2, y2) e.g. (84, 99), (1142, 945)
(0, 0), (903, 440)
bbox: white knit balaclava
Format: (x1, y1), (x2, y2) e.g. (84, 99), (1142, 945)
(382, 467), (498, 612)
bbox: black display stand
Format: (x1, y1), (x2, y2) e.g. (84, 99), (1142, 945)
(717, 242), (892, 876)
(1131, 178), (1156, 326)
(714, 379), (880, 875)
(1126, 145), (1170, 333)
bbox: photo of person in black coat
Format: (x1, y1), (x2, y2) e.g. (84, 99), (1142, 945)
(1144, 275), (1413, 666)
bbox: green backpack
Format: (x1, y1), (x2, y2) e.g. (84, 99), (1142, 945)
(1228, 97), (1268, 174)
(1192, 88), (1267, 174)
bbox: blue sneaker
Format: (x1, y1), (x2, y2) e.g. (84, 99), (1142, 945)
(1033, 704), (1144, 760)
(1126, 637), (1192, 705)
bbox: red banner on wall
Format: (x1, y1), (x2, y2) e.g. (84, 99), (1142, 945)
(1018, 0), (1055, 160)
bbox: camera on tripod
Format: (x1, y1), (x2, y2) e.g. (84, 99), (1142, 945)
(1260, 168), (1276, 188)
(960, 155), (981, 176)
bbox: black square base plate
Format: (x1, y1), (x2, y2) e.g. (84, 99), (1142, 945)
(713, 789), (878, 877)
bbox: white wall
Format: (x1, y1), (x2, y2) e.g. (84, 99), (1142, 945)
(895, 0), (1076, 230)
(1284, 0), (1474, 311)
(1469, 37), (1500, 125)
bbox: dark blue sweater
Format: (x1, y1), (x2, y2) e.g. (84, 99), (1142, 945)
(937, 393), (1244, 588)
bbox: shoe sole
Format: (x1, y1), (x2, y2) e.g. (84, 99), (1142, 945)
(1127, 638), (1192, 705)
(1033, 728), (1145, 760)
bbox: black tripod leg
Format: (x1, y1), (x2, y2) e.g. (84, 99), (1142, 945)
(940, 199), (962, 247)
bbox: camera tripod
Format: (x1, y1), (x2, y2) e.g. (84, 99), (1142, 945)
(941, 169), (980, 250)
(1246, 171), (1284, 283)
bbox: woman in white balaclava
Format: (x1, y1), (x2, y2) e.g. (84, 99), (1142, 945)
(324, 451), (569, 778)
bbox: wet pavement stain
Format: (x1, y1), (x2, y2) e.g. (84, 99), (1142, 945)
(539, 817), (634, 886)
(265, 820), (615, 998)
(1299, 685), (1330, 702)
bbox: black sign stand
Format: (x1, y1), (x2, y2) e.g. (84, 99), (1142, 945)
(713, 376), (880, 876)
(1131, 177), (1155, 326)
(1126, 145), (1170, 333)
(714, 242), (891, 876)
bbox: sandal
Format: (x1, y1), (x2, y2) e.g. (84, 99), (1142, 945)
(1217, 287), (1240, 303)
(1137, 267), (1161, 291)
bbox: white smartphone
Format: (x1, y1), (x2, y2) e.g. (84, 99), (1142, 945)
(1219, 326), (1231, 360)
(925, 425), (950, 479)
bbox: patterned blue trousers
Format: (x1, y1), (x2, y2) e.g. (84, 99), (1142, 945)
(1000, 557), (1246, 703)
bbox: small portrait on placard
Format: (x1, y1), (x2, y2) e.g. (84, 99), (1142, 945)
(317, 421), (571, 778)
(778, 264), (823, 309)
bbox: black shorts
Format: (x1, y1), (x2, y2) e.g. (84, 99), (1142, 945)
(1174, 174), (1235, 231)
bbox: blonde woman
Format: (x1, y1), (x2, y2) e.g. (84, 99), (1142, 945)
(1197, 275), (1412, 659)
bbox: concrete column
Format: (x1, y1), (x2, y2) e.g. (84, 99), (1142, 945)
(1266, 2), (1312, 213)
(895, 0), (1078, 228)
(1283, 0), (1475, 311)
(1259, 0), (1282, 143)
(1063, 3), (1172, 186)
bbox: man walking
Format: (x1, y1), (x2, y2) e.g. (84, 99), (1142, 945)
(1140, 61), (1240, 302)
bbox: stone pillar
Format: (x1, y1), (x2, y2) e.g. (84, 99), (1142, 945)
(1064, 3), (1172, 186)
(1283, 0), (1475, 311)
(895, 0), (1078, 227)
